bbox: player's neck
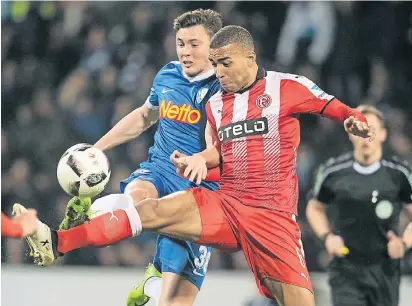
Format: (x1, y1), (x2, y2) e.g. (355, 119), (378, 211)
(354, 148), (382, 166)
(239, 64), (259, 92)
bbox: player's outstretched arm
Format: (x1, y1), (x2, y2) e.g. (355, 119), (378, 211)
(94, 104), (159, 151)
(285, 77), (373, 139)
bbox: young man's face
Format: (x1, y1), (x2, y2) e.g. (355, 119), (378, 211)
(349, 113), (387, 157)
(176, 25), (212, 77)
(209, 43), (255, 93)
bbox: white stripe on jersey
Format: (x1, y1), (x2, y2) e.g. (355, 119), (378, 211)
(382, 159), (412, 189)
(209, 92), (223, 129)
(232, 92), (250, 190)
(262, 73), (281, 199)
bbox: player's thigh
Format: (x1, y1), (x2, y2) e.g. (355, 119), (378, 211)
(158, 272), (199, 306)
(135, 190), (203, 242)
(262, 278), (314, 306)
(124, 179), (159, 202)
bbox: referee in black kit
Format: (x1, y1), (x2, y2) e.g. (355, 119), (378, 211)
(306, 105), (412, 306)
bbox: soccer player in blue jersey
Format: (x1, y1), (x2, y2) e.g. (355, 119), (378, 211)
(59, 9), (222, 306)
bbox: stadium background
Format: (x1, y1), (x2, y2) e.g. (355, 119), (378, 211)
(1, 1), (412, 305)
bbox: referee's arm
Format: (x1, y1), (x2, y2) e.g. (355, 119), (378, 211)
(306, 199), (330, 240)
(306, 199), (348, 257)
(402, 204), (412, 250)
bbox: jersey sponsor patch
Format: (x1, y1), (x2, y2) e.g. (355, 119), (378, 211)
(218, 117), (268, 144)
(159, 100), (201, 124)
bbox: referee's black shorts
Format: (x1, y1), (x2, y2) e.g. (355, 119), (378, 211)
(328, 257), (400, 306)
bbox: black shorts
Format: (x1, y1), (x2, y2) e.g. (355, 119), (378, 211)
(328, 257), (401, 306)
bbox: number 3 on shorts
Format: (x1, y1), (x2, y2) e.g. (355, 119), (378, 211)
(194, 246), (211, 275)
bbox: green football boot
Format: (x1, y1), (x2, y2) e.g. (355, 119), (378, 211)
(126, 263), (162, 306)
(59, 197), (92, 230)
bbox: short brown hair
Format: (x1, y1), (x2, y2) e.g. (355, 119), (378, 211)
(173, 9), (222, 37)
(210, 25), (254, 51)
(357, 104), (385, 127)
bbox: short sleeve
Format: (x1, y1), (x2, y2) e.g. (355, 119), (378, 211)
(399, 164), (412, 204)
(144, 85), (159, 109)
(282, 75), (335, 116)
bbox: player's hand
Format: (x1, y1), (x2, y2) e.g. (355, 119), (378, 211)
(14, 209), (38, 237)
(171, 150), (207, 185)
(344, 116), (375, 140)
(171, 150), (188, 178)
(325, 233), (348, 257)
(387, 230), (405, 259)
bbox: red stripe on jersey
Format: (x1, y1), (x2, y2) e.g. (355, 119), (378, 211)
(220, 93), (236, 181)
(245, 79), (266, 195)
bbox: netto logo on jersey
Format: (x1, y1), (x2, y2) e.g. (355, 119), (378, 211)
(160, 100), (201, 124)
(218, 117), (268, 144)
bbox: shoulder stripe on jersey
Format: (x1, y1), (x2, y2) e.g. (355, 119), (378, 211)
(314, 160), (354, 196)
(382, 159), (412, 188)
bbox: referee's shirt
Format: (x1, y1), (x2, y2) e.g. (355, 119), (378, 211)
(311, 153), (412, 263)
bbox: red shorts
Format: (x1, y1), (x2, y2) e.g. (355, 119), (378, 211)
(190, 188), (313, 298)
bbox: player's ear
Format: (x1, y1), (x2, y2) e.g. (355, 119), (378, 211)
(380, 127), (387, 143)
(247, 51), (256, 67)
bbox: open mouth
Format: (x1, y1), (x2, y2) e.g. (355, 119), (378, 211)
(183, 60), (193, 67)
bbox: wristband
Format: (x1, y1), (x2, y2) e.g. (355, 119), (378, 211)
(321, 231), (331, 243)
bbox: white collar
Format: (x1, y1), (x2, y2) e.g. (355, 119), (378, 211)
(353, 160), (381, 175)
(182, 69), (215, 83)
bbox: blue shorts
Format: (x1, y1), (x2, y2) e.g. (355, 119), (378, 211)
(120, 160), (218, 289)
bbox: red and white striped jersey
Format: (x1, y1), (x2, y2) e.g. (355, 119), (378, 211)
(206, 68), (335, 214)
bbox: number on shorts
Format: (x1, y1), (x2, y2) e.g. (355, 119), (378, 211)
(194, 246), (211, 273)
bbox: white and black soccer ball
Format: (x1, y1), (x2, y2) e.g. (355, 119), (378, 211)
(57, 144), (111, 198)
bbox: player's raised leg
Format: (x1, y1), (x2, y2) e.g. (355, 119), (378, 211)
(19, 190), (204, 264)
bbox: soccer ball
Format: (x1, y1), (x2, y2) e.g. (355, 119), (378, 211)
(57, 143), (111, 198)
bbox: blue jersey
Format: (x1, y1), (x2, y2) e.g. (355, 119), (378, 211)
(145, 61), (221, 172)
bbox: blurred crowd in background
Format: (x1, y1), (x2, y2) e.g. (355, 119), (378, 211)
(2, 1), (412, 274)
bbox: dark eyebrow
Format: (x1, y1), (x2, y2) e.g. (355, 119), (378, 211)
(209, 56), (231, 63)
(177, 38), (199, 43)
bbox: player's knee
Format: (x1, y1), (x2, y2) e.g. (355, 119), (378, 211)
(263, 279), (314, 306)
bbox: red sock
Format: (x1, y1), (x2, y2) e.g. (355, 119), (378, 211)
(57, 210), (132, 254)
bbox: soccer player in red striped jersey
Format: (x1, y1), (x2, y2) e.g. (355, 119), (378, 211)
(19, 25), (373, 306)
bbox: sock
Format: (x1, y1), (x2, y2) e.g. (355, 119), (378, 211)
(57, 210), (132, 253)
(144, 277), (162, 305)
(91, 194), (142, 236)
(57, 194), (142, 254)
